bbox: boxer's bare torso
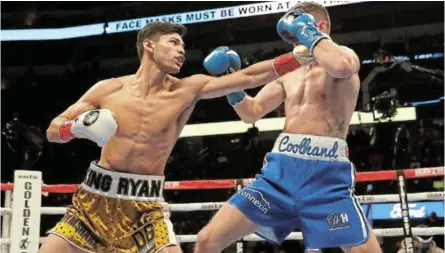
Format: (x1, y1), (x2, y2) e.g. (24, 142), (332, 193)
(63, 60), (280, 175)
(94, 75), (198, 175)
(281, 63), (360, 139)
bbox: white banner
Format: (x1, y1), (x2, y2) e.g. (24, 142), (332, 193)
(9, 170), (42, 253)
(107, 1), (359, 33)
(1, 1), (365, 41)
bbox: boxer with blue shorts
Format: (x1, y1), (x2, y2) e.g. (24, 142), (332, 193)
(195, 2), (382, 253)
(229, 133), (370, 249)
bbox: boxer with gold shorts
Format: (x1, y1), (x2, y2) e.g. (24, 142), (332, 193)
(40, 19), (305, 253)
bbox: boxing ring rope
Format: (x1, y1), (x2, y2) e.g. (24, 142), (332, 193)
(1, 191), (444, 215)
(1, 226), (444, 245)
(1, 167), (444, 193)
(1, 167), (444, 250)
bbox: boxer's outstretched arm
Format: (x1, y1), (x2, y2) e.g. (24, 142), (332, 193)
(46, 80), (115, 143)
(232, 79), (285, 123)
(312, 40), (360, 79)
(191, 59), (281, 100)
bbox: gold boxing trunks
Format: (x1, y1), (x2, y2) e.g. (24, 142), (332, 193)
(48, 162), (178, 253)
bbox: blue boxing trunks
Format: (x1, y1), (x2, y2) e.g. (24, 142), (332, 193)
(228, 133), (370, 249)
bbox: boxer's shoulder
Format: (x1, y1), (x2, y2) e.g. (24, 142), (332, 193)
(113, 75), (133, 89)
(170, 74), (209, 94)
(175, 74), (202, 85)
(78, 78), (124, 108)
(94, 77), (125, 94)
(181, 74), (219, 91)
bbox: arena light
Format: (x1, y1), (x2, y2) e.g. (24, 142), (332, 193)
(179, 107), (417, 138)
(0, 23), (105, 41)
(361, 52), (444, 64)
(1, 1), (366, 41)
(407, 97), (444, 107)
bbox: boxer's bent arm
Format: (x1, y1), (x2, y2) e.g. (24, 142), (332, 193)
(46, 80), (114, 143)
(194, 60), (279, 99)
(232, 79), (285, 123)
(46, 103), (97, 143)
(312, 40), (360, 79)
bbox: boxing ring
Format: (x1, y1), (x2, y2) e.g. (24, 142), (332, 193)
(1, 167), (444, 252)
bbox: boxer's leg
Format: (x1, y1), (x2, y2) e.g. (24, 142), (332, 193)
(195, 203), (261, 253)
(45, 188), (108, 253)
(117, 200), (182, 253)
(341, 230), (382, 253)
(156, 245), (182, 253)
(298, 158), (382, 252)
(39, 234), (89, 253)
(195, 153), (300, 253)
(158, 245), (183, 253)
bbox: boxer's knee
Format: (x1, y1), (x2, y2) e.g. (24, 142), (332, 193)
(195, 227), (221, 253)
(196, 227), (213, 247)
(341, 232), (382, 253)
(39, 234), (85, 253)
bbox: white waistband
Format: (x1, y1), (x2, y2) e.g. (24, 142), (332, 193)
(80, 162), (165, 202)
(271, 133), (349, 161)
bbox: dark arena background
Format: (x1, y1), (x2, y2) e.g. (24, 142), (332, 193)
(1, 1), (444, 253)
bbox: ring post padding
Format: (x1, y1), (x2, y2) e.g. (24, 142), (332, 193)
(397, 169), (414, 253)
(1, 189), (12, 253)
(9, 170), (42, 253)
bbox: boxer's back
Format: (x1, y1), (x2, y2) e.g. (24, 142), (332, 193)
(97, 75), (196, 175)
(282, 64), (360, 139)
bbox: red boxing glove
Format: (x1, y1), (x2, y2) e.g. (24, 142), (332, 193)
(58, 120), (74, 142)
(272, 52), (301, 76)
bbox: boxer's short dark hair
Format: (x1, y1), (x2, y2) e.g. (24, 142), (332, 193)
(136, 22), (187, 60)
(290, 2), (331, 34)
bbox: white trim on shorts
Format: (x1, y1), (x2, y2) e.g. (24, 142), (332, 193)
(165, 218), (178, 244)
(47, 231), (95, 253)
(349, 163), (368, 239)
(271, 133), (349, 162)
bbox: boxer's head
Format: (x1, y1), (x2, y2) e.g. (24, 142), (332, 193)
(289, 1), (331, 35)
(137, 22), (187, 74)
